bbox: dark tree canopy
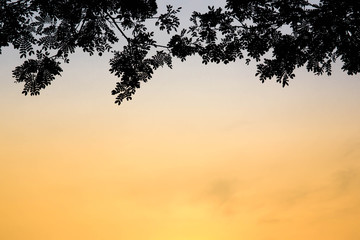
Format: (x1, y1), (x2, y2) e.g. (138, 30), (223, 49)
(1, 0), (359, 104)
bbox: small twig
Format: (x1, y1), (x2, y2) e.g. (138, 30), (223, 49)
(152, 43), (170, 49)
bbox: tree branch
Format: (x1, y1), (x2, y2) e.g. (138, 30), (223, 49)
(104, 11), (130, 43)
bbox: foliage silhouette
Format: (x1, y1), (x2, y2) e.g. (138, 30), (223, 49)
(1, 0), (359, 104)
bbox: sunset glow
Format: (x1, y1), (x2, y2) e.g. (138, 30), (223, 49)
(1, 1), (360, 239)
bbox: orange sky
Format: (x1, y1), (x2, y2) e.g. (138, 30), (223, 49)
(1, 1), (360, 239)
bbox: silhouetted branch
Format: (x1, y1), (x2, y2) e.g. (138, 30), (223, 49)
(105, 12), (130, 43)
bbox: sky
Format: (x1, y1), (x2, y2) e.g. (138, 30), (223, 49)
(1, 1), (360, 240)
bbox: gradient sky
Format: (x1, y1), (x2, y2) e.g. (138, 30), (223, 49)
(1, 1), (360, 240)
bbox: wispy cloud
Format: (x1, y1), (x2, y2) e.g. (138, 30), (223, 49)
(333, 168), (359, 193)
(207, 179), (237, 205)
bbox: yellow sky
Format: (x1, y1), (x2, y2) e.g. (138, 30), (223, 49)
(1, 1), (360, 239)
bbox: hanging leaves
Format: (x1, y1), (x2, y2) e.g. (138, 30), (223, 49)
(12, 55), (62, 96)
(13, 36), (35, 58)
(1, 0), (360, 105)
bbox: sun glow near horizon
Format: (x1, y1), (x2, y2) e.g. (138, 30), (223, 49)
(1, 55), (360, 239)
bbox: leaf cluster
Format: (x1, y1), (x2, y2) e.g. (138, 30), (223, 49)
(12, 52), (62, 96)
(171, 0), (360, 86)
(1, 0), (182, 103)
(1, 0), (360, 105)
